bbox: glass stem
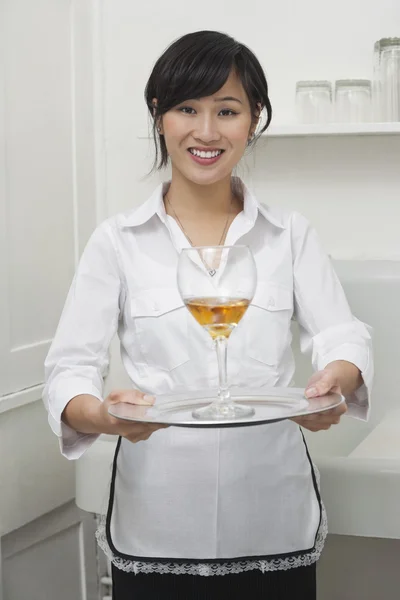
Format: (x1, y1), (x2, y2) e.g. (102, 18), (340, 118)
(215, 336), (231, 405)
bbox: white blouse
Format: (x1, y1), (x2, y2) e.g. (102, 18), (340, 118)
(43, 179), (373, 576)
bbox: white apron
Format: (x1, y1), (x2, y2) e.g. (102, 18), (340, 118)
(99, 419), (324, 574)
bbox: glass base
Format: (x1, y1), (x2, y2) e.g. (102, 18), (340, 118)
(192, 402), (255, 421)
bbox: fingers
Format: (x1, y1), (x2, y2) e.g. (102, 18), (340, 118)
(124, 423), (168, 444)
(312, 403), (347, 420)
(300, 404), (346, 422)
(305, 370), (341, 399)
(104, 389), (166, 442)
(334, 402), (347, 418)
(292, 415), (333, 431)
(299, 421), (332, 432)
(107, 389), (155, 406)
(292, 402), (347, 432)
(306, 380), (336, 399)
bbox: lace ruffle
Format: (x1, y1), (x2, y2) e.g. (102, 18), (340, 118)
(96, 501), (327, 576)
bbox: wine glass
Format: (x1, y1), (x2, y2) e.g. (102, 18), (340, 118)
(177, 245), (257, 421)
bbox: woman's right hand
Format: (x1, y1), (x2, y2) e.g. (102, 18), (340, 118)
(97, 389), (168, 443)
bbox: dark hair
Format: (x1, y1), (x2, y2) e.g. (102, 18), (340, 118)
(144, 30), (272, 170)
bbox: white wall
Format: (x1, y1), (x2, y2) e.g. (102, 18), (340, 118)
(0, 0), (97, 515)
(0, 0), (97, 399)
(99, 0), (400, 260)
(0, 1), (98, 596)
(0, 402), (74, 537)
(246, 135), (400, 259)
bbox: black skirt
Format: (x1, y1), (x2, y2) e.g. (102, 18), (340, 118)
(111, 562), (317, 599)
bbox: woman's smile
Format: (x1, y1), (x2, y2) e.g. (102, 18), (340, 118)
(187, 147), (225, 166)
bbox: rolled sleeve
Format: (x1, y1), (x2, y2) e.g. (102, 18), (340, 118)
(311, 321), (373, 420)
(292, 212), (374, 421)
(45, 374), (104, 459)
(43, 220), (122, 460)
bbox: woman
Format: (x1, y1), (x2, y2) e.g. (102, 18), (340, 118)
(43, 31), (373, 599)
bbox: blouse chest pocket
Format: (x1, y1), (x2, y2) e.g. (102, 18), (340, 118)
(131, 288), (190, 372)
(245, 282), (293, 366)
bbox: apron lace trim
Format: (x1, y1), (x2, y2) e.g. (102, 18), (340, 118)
(95, 499), (327, 576)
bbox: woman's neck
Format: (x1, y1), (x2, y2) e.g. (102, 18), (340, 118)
(165, 170), (242, 217)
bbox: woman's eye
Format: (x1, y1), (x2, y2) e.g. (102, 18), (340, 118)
(179, 107), (196, 115)
(219, 109), (237, 116)
(177, 107), (237, 116)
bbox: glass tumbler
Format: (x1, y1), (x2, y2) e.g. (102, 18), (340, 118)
(372, 40), (382, 121)
(334, 80), (372, 123)
(295, 80), (332, 124)
(379, 38), (400, 122)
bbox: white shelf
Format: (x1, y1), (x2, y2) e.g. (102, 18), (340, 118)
(138, 122), (400, 140)
(264, 122), (400, 137)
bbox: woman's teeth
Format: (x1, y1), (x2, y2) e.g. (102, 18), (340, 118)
(189, 149), (223, 159)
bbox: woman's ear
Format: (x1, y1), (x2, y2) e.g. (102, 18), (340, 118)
(249, 102), (263, 138)
(254, 102), (262, 122)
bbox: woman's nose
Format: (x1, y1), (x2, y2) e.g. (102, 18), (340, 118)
(193, 116), (221, 144)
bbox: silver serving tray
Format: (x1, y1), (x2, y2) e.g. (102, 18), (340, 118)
(108, 386), (345, 428)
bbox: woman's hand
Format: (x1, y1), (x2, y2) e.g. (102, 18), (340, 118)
(291, 369), (347, 432)
(96, 389), (168, 443)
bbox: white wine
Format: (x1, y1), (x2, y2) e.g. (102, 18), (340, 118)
(185, 297), (250, 339)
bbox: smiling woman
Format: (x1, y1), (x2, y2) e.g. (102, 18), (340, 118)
(145, 30), (272, 172)
(43, 29), (373, 600)
(142, 31), (274, 248)
(159, 83), (252, 178)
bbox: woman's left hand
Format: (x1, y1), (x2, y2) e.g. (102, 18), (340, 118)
(291, 369), (347, 432)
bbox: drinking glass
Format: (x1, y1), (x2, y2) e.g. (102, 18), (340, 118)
(177, 245), (257, 421)
(379, 38), (400, 122)
(295, 80), (333, 124)
(334, 79), (372, 123)
(372, 40), (382, 121)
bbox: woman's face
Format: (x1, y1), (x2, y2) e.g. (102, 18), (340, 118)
(158, 71), (256, 186)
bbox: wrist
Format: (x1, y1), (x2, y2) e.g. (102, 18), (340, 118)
(324, 360), (362, 395)
(63, 394), (105, 435)
(86, 396), (106, 433)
